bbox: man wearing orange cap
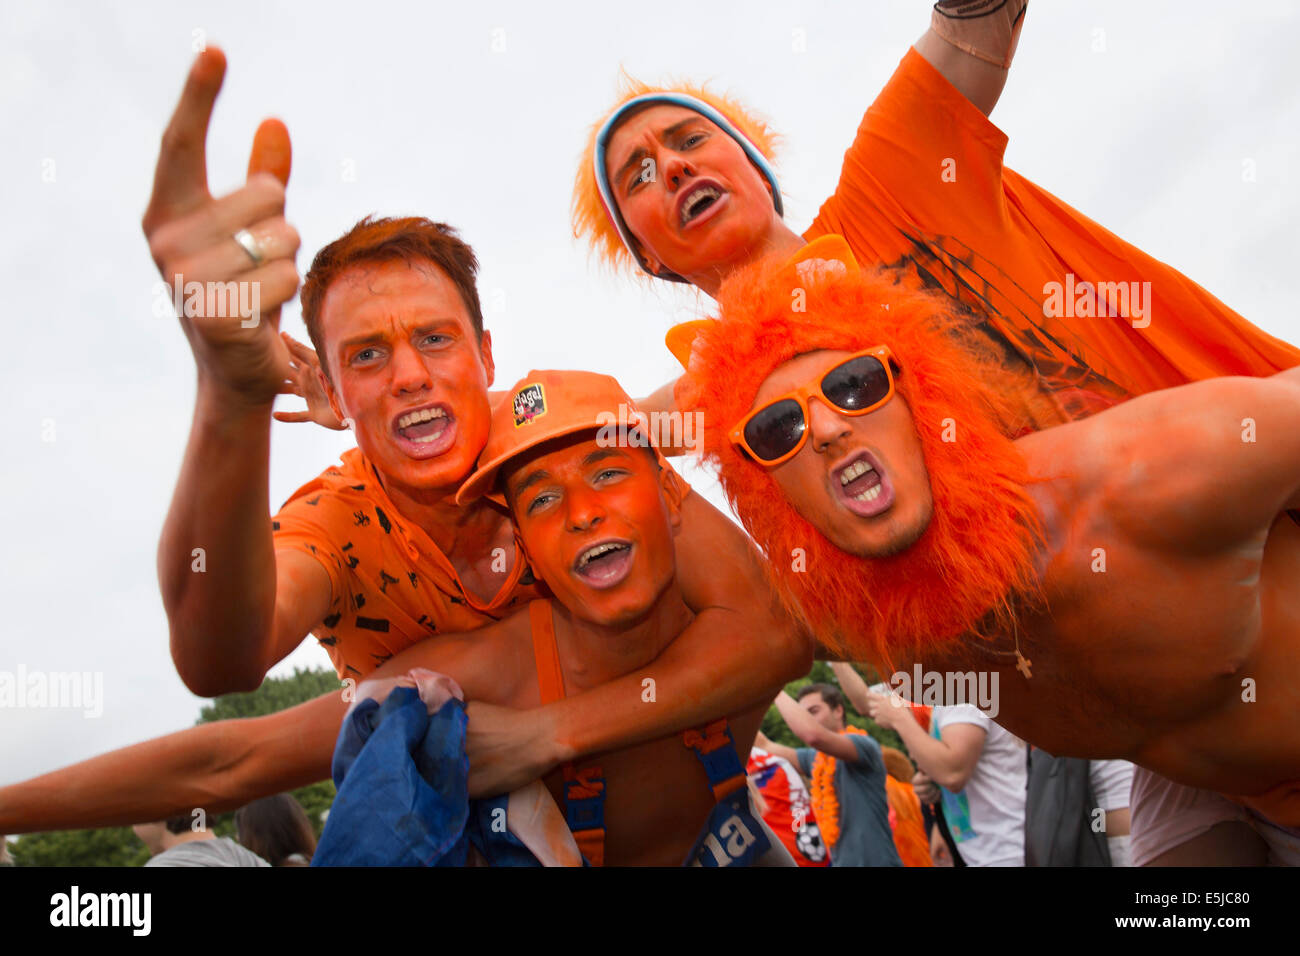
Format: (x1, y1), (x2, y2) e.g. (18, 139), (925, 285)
(131, 48), (807, 809)
(575, 2), (1299, 426)
(356, 369), (789, 865)
(2, 371), (793, 867)
(675, 253), (1300, 864)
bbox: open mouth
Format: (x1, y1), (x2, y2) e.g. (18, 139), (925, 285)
(572, 539), (634, 589)
(392, 404), (456, 459)
(832, 451), (894, 518)
(677, 180), (727, 229)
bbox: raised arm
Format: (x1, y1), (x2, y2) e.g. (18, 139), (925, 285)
(868, 696), (984, 791)
(829, 662), (874, 715)
(772, 693), (860, 762)
(464, 490), (812, 797)
(0, 692), (346, 834)
(914, 0), (1028, 117)
(1077, 369), (1300, 553)
(146, 50), (327, 695)
(754, 730), (803, 769)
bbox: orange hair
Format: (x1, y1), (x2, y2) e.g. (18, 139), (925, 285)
(571, 74), (780, 275)
(677, 256), (1047, 670)
(301, 216), (484, 380)
(881, 746), (916, 784)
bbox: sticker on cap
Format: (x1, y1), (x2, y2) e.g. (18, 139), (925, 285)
(513, 383), (547, 427)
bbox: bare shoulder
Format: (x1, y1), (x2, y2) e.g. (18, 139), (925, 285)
(1019, 374), (1300, 551)
(364, 607), (533, 702)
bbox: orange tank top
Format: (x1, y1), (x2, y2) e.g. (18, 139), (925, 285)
(527, 599), (748, 866)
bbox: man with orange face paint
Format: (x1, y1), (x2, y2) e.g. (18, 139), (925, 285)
(676, 249), (1300, 865)
(575, 2), (1299, 426)
(133, 48), (807, 808)
(1, 373), (792, 867)
(327, 370), (791, 865)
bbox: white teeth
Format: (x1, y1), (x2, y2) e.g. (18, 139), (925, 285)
(680, 186), (722, 225)
(397, 407), (447, 430)
(839, 459), (875, 486)
(853, 484), (883, 503)
(578, 542), (625, 568)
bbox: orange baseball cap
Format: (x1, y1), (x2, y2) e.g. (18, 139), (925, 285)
(455, 370), (666, 506)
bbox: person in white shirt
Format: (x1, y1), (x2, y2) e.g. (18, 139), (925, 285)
(870, 699), (1026, 867)
(1090, 759), (1134, 866)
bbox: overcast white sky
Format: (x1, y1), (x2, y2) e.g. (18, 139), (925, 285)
(2, 1), (1298, 791)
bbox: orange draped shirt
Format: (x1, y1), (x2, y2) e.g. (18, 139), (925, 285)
(805, 49), (1299, 416)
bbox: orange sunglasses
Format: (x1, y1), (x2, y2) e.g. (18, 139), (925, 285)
(729, 347), (898, 466)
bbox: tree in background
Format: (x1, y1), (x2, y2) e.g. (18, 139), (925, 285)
(197, 667), (340, 836)
(6, 825), (150, 868)
(8, 667), (341, 867)
(760, 660), (905, 754)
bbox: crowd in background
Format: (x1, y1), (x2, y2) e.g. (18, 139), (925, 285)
(749, 668), (1133, 868)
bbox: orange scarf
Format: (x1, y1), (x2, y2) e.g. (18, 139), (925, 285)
(809, 726), (871, 852)
(884, 776), (933, 867)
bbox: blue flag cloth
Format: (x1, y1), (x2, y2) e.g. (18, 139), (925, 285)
(313, 686), (543, 867)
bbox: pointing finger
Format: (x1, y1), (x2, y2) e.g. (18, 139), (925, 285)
(144, 47), (227, 229)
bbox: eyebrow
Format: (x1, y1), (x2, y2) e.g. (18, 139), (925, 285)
(337, 331), (386, 354)
(337, 320), (461, 355)
(511, 468), (551, 499)
(510, 448), (633, 499)
(611, 118), (703, 190)
(582, 447), (631, 467)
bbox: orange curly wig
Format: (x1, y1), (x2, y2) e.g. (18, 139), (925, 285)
(572, 75), (780, 276)
(677, 257), (1048, 670)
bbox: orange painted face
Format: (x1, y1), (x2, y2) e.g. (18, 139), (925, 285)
(318, 259), (495, 497)
(753, 349), (934, 558)
(503, 433), (682, 629)
(604, 104), (779, 282)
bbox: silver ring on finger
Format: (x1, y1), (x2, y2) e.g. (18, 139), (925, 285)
(232, 228), (267, 266)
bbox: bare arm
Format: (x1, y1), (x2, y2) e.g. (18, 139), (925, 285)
(0, 692), (346, 834)
(773, 693), (860, 763)
(914, 0), (1028, 117)
(145, 51), (322, 695)
(829, 662), (874, 715)
(358, 619), (527, 705)
(754, 730), (804, 769)
(0, 617), (526, 837)
(871, 697), (985, 791)
(1077, 370), (1300, 552)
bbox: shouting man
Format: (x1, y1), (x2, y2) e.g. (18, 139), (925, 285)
(138, 48), (806, 799)
(573, 2), (1298, 426)
(676, 248), (1300, 865)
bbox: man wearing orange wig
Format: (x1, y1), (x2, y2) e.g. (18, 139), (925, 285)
(576, 2), (1299, 427)
(675, 248), (1300, 865)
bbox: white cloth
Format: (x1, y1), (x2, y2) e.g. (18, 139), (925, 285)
(1089, 759), (1135, 811)
(1107, 834), (1132, 868)
(1090, 759), (1134, 865)
(1130, 766), (1300, 866)
(931, 704), (1026, 866)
